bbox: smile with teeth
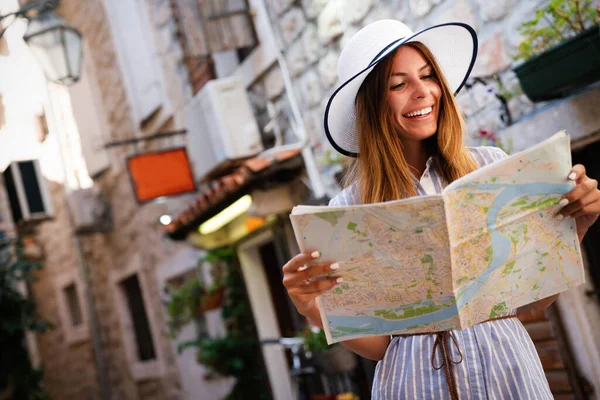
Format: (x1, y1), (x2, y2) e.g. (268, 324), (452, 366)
(403, 106), (433, 118)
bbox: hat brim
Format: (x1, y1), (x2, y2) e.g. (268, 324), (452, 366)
(324, 22), (478, 158)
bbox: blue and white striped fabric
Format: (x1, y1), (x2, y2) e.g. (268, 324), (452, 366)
(329, 146), (553, 399)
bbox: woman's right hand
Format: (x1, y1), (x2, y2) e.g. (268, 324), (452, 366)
(283, 252), (391, 361)
(282, 251), (342, 317)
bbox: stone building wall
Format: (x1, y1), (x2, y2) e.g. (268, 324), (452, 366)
(250, 0), (558, 172)
(28, 0), (200, 399)
(33, 182), (103, 399)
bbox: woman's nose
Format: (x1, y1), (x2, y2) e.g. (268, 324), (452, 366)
(412, 79), (430, 99)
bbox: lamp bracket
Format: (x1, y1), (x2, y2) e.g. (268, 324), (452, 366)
(0, 0), (58, 38)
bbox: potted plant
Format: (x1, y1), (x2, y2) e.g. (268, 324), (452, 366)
(512, 0), (600, 102)
(165, 249), (229, 336)
(298, 324), (357, 375)
(196, 248), (229, 312)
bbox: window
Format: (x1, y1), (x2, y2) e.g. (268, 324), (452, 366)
(34, 110), (49, 143)
(236, 45), (256, 64)
(55, 272), (89, 345)
(170, 0), (256, 92)
(64, 283), (83, 327)
(173, 0), (257, 55)
(18, 161), (44, 215)
(103, 0), (170, 128)
(121, 275), (157, 361)
(200, 0), (257, 52)
(111, 258), (165, 381)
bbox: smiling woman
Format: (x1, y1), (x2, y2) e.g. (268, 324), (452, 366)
(280, 19), (572, 400)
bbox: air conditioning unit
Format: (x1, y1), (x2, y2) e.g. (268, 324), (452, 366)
(2, 159), (54, 226)
(67, 188), (112, 234)
(185, 76), (263, 181)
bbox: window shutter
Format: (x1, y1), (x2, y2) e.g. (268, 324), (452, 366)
(103, 0), (163, 125)
(68, 55), (110, 178)
(202, 0), (257, 51)
(176, 0), (257, 54)
(174, 0), (210, 57)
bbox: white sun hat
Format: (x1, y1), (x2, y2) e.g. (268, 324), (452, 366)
(324, 20), (478, 157)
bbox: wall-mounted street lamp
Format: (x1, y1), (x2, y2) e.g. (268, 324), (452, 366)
(0, 0), (83, 85)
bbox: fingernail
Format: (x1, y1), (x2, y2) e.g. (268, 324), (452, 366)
(330, 263), (339, 270)
(568, 172), (577, 181)
(559, 198), (569, 207)
(311, 251), (320, 259)
(556, 214), (564, 221)
(336, 277), (344, 284)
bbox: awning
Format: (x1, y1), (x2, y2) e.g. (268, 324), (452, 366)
(164, 148), (304, 240)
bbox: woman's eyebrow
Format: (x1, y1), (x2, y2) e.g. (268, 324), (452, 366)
(391, 64), (431, 76)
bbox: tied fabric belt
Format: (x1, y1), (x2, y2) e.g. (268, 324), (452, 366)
(392, 315), (518, 400)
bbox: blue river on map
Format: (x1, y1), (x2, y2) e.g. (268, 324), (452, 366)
(327, 182), (573, 336)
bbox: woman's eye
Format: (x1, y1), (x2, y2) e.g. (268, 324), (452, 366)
(391, 83), (405, 90)
(422, 74), (433, 80)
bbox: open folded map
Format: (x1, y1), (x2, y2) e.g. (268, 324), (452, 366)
(290, 131), (584, 344)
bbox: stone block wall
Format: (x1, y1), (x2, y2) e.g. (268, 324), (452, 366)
(34, 182), (102, 399)
(28, 0), (200, 399)
(253, 0), (557, 166)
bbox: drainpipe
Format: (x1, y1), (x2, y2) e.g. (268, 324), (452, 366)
(43, 83), (112, 400)
(253, 0), (326, 199)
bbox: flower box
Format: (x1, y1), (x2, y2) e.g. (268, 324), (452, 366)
(513, 26), (600, 102)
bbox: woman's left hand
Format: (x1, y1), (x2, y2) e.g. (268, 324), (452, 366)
(557, 164), (600, 240)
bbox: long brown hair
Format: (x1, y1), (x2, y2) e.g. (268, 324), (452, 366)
(344, 42), (477, 204)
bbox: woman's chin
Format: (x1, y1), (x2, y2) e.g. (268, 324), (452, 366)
(399, 129), (437, 142)
(396, 119), (438, 142)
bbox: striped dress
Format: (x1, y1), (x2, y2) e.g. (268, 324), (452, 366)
(329, 146), (553, 400)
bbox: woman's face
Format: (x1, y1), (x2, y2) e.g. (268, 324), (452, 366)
(386, 46), (442, 144)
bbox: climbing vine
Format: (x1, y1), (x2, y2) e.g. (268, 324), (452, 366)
(0, 229), (51, 399)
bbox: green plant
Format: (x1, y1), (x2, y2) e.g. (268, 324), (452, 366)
(297, 324), (335, 355)
(165, 248), (231, 336)
(176, 247), (272, 400)
(165, 278), (204, 336)
(514, 0), (599, 61)
(0, 231), (51, 399)
(498, 85), (523, 102)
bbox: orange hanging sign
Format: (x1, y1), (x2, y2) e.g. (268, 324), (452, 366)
(127, 148), (196, 203)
